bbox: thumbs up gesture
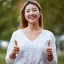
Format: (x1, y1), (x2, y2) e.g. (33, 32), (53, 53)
(14, 40), (20, 54)
(46, 40), (53, 56)
(9, 40), (20, 59)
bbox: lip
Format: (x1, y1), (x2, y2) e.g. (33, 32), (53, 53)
(28, 15), (36, 20)
(29, 17), (36, 20)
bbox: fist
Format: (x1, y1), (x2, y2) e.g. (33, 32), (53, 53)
(9, 40), (20, 59)
(13, 40), (20, 54)
(46, 41), (53, 56)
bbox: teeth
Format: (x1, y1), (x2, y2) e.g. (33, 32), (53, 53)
(29, 15), (36, 18)
(31, 16), (35, 18)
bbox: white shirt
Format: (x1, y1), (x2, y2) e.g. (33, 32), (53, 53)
(5, 29), (57, 64)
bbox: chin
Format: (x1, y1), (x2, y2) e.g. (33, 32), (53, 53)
(28, 19), (38, 23)
(29, 21), (37, 24)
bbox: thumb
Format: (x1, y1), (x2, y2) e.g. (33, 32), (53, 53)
(15, 40), (18, 46)
(48, 40), (50, 47)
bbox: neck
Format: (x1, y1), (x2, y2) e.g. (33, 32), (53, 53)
(27, 22), (40, 32)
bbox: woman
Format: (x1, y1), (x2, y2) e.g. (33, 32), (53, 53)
(5, 0), (57, 64)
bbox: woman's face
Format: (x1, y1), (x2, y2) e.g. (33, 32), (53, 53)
(24, 4), (40, 23)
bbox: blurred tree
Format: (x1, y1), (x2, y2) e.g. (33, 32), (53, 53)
(0, 0), (25, 40)
(0, 0), (64, 40)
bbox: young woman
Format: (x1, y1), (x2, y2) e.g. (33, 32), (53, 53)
(5, 0), (57, 64)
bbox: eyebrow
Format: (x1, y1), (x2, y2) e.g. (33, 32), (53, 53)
(26, 8), (37, 10)
(32, 8), (37, 9)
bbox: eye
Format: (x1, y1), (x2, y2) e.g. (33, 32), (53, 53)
(33, 9), (37, 11)
(26, 10), (30, 13)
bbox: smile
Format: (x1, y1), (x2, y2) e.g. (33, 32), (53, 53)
(28, 15), (37, 20)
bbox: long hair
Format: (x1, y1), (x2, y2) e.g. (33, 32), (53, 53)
(18, 0), (43, 29)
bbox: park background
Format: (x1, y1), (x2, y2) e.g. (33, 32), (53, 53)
(0, 0), (64, 64)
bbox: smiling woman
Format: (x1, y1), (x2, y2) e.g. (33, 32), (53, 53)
(19, 0), (43, 28)
(5, 0), (58, 64)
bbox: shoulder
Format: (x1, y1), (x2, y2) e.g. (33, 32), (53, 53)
(43, 29), (55, 37)
(44, 29), (53, 34)
(43, 29), (55, 40)
(12, 29), (21, 36)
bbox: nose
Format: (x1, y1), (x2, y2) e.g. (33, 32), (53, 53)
(30, 10), (33, 15)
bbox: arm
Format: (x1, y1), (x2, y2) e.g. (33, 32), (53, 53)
(5, 33), (15, 64)
(46, 33), (58, 64)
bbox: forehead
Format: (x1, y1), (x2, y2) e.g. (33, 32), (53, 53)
(25, 4), (38, 10)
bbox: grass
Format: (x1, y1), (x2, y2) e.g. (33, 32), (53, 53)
(0, 49), (64, 64)
(58, 55), (64, 64)
(0, 49), (6, 64)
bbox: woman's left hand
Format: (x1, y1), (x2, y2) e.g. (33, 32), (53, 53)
(46, 41), (53, 61)
(46, 41), (53, 56)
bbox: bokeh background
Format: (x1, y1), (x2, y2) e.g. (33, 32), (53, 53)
(0, 0), (64, 64)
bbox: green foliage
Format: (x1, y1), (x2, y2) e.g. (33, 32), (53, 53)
(0, 0), (20, 40)
(58, 55), (64, 64)
(0, 49), (6, 64)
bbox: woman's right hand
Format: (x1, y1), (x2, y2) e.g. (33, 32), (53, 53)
(9, 40), (20, 59)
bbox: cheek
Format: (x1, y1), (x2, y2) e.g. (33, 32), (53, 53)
(35, 11), (40, 17)
(24, 13), (28, 19)
(36, 13), (40, 19)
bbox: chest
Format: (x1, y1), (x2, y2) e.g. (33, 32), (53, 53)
(15, 30), (52, 51)
(22, 31), (43, 41)
(16, 32), (52, 50)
